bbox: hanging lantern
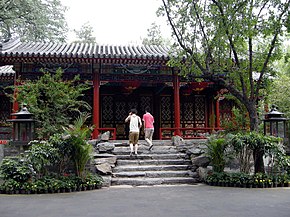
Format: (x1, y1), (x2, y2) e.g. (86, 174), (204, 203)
(122, 81), (141, 94)
(7, 105), (35, 146)
(182, 88), (192, 96)
(190, 82), (214, 93)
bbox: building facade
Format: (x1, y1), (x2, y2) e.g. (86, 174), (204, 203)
(0, 38), (231, 140)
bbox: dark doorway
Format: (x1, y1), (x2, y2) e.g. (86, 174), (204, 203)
(100, 88), (154, 140)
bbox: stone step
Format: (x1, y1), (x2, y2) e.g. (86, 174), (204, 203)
(92, 139), (203, 186)
(113, 164), (191, 172)
(116, 159), (192, 166)
(113, 170), (193, 178)
(111, 177), (197, 186)
(111, 140), (175, 147)
(115, 153), (187, 160)
(112, 146), (179, 155)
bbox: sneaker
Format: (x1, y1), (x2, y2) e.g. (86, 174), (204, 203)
(149, 144), (154, 151)
(130, 152), (133, 157)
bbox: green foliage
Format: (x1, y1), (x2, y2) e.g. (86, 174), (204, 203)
(204, 132), (288, 174)
(12, 68), (91, 139)
(0, 157), (35, 183)
(205, 172), (290, 188)
(0, 113), (102, 194)
(229, 132), (285, 174)
(73, 22), (96, 43)
(230, 132), (282, 151)
(0, 174), (103, 193)
(26, 140), (59, 178)
(205, 135), (227, 173)
(142, 22), (168, 46)
(268, 74), (290, 118)
(221, 106), (250, 133)
(62, 114), (94, 178)
(160, 0), (290, 131)
(0, 0), (68, 42)
(48, 133), (73, 174)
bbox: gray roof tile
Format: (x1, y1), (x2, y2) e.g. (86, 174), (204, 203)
(0, 38), (171, 65)
(0, 65), (15, 77)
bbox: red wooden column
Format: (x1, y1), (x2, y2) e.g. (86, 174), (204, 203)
(209, 97), (214, 129)
(12, 63), (21, 114)
(92, 66), (100, 139)
(12, 78), (19, 113)
(216, 97), (221, 129)
(173, 73), (181, 136)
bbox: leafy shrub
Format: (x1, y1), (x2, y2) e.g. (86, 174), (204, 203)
(0, 157), (35, 183)
(48, 133), (73, 174)
(229, 132), (285, 174)
(26, 140), (59, 178)
(10, 68), (91, 139)
(0, 173), (103, 194)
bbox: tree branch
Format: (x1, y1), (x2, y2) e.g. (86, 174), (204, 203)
(212, 0), (247, 97)
(255, 0), (290, 99)
(161, 0), (206, 73)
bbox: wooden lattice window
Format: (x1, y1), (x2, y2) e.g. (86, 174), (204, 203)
(219, 99), (234, 127)
(160, 95), (174, 128)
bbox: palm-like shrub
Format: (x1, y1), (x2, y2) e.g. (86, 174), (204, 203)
(62, 114), (94, 178)
(205, 135), (227, 173)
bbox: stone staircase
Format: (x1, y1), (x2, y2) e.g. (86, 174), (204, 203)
(110, 140), (198, 186)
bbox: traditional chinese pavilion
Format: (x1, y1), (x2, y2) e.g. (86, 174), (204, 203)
(0, 38), (232, 140)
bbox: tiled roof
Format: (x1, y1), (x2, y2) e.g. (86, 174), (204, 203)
(0, 38), (171, 64)
(0, 65), (14, 75)
(0, 65), (14, 80)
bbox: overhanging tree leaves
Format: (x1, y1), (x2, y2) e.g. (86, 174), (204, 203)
(73, 22), (96, 43)
(268, 46), (290, 117)
(142, 22), (165, 46)
(160, 0), (290, 173)
(0, 0), (68, 42)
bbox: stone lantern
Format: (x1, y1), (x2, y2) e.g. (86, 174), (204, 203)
(263, 105), (288, 142)
(8, 105), (35, 146)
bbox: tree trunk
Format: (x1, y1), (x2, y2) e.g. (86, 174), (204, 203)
(253, 149), (265, 173)
(247, 102), (265, 173)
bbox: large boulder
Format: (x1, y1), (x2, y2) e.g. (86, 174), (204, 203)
(94, 156), (117, 167)
(95, 162), (112, 175)
(171, 135), (185, 146)
(100, 175), (112, 187)
(100, 131), (110, 141)
(191, 155), (210, 168)
(196, 166), (212, 182)
(97, 142), (115, 152)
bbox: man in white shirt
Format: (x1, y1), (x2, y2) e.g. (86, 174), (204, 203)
(125, 108), (142, 156)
